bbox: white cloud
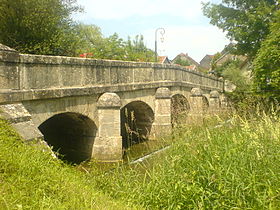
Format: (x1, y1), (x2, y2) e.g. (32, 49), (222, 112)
(143, 25), (229, 62)
(77, 0), (203, 20)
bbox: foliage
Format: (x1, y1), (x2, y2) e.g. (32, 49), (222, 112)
(2, 109), (280, 209)
(0, 0), (82, 56)
(203, 0), (279, 57)
(173, 57), (190, 66)
(94, 113), (280, 209)
(210, 52), (222, 70)
(0, 118), (136, 210)
(212, 57), (251, 91)
(125, 35), (155, 62)
(0, 0), (154, 61)
(226, 91), (279, 116)
(76, 26), (154, 62)
(253, 10), (280, 98)
(75, 23), (105, 57)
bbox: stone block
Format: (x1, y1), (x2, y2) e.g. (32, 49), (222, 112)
(133, 68), (153, 83)
(0, 63), (20, 90)
(154, 115), (171, 124)
(98, 123), (120, 137)
(0, 103), (31, 123)
(12, 121), (43, 141)
(92, 136), (122, 162)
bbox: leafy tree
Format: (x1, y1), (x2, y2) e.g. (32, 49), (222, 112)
(0, 0), (81, 56)
(203, 0), (278, 57)
(222, 60), (251, 90)
(75, 26), (154, 62)
(253, 9), (280, 97)
(75, 24), (107, 58)
(173, 57), (190, 66)
(126, 35), (154, 62)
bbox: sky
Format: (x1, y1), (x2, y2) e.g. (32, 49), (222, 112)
(74, 0), (229, 62)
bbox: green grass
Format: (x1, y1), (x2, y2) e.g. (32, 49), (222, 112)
(1, 113), (280, 209)
(93, 114), (280, 209)
(0, 118), (139, 210)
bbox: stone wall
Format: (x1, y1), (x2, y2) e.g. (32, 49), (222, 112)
(0, 45), (223, 104)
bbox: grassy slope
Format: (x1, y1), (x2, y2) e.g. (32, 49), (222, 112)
(2, 113), (280, 209)
(94, 114), (280, 209)
(0, 118), (139, 210)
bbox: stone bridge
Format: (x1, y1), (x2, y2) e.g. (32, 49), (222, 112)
(0, 44), (224, 163)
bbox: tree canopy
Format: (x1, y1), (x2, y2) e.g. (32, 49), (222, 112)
(75, 24), (154, 62)
(0, 0), (81, 55)
(253, 9), (280, 96)
(203, 0), (280, 98)
(203, 0), (279, 57)
(0, 0), (155, 61)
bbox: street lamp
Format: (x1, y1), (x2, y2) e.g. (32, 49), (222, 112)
(155, 27), (165, 62)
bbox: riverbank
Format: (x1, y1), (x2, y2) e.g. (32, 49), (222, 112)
(1, 113), (280, 209)
(0, 118), (139, 210)
(93, 113), (280, 209)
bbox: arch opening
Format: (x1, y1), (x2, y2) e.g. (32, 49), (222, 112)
(121, 101), (154, 149)
(38, 112), (97, 164)
(171, 94), (190, 126)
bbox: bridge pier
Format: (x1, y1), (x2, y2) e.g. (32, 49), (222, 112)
(93, 93), (122, 162)
(209, 90), (220, 113)
(189, 88), (205, 123)
(150, 87), (172, 138)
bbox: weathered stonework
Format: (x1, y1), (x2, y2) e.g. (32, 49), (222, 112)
(151, 87), (172, 138)
(93, 93), (122, 162)
(0, 43), (225, 162)
(209, 90), (220, 112)
(0, 103), (43, 141)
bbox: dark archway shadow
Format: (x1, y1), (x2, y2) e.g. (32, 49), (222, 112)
(38, 112), (97, 164)
(171, 94), (190, 126)
(121, 101), (154, 149)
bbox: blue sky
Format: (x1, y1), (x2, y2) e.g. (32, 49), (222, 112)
(74, 0), (228, 62)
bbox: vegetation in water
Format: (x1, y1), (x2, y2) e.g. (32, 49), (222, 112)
(93, 112), (280, 209)
(1, 109), (280, 209)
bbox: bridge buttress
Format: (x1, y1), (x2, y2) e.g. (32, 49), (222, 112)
(150, 87), (172, 138)
(189, 88), (206, 123)
(0, 103), (43, 141)
(93, 93), (122, 162)
(209, 90), (220, 112)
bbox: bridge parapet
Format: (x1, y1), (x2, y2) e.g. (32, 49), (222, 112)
(0, 44), (223, 104)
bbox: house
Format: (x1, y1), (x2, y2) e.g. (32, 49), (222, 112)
(158, 56), (171, 64)
(200, 54), (214, 70)
(184, 65), (197, 71)
(172, 53), (200, 67)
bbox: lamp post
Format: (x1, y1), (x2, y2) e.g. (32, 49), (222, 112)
(155, 27), (165, 62)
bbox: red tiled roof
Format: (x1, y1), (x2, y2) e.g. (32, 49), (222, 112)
(158, 56), (170, 64)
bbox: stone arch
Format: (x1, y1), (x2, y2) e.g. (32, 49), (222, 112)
(121, 101), (154, 148)
(171, 94), (190, 126)
(38, 112), (97, 164)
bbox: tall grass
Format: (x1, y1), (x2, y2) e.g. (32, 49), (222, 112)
(94, 113), (280, 209)
(0, 118), (138, 210)
(1, 111), (280, 209)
